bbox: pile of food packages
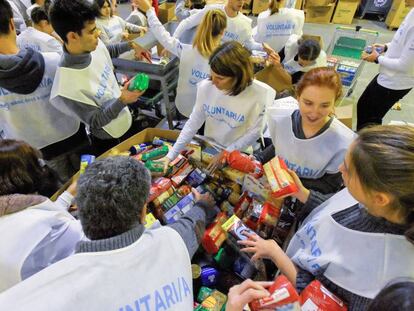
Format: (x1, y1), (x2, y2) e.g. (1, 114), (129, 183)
(80, 136), (348, 311)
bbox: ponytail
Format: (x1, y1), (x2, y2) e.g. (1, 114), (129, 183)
(193, 9), (226, 58)
(269, 0), (281, 15)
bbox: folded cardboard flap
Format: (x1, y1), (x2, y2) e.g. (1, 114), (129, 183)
(50, 128), (181, 201)
(335, 104), (353, 129)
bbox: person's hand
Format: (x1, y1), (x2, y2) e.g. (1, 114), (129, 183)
(160, 48), (170, 58)
(373, 43), (386, 53)
(362, 49), (379, 63)
(285, 169), (310, 204)
(134, 0), (152, 12)
(192, 188), (216, 208)
(129, 41), (152, 62)
(262, 42), (276, 57)
(67, 180), (77, 196)
(267, 52), (281, 67)
(139, 26), (148, 36)
(153, 156), (171, 175)
(206, 150), (227, 174)
(225, 279), (272, 311)
(120, 81), (146, 104)
(122, 31), (130, 41)
(238, 232), (278, 261)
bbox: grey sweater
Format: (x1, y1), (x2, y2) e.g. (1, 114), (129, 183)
(76, 202), (218, 258)
(50, 43), (131, 140)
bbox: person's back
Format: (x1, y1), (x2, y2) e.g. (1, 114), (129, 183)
(0, 156), (217, 309)
(0, 0), (80, 152)
(0, 140), (83, 292)
(254, 0), (304, 53)
(17, 7), (62, 54)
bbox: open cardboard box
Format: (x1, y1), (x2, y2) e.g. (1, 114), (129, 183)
(51, 128), (180, 201)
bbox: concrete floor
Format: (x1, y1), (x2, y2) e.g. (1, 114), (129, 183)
(117, 3), (414, 128)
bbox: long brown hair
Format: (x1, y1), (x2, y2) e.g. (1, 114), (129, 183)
(351, 125), (414, 244)
(0, 140), (60, 197)
(269, 0), (282, 15)
(296, 67), (342, 100)
(209, 41), (254, 96)
(193, 9), (226, 58)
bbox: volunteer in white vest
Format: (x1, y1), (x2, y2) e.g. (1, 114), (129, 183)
(256, 68), (355, 219)
(173, 0), (275, 55)
(0, 0), (88, 181)
(280, 34), (327, 84)
(175, 0), (205, 21)
(17, 7), (62, 54)
(0, 156), (218, 310)
(49, 0), (150, 153)
(253, 0), (304, 53)
(135, 0), (226, 117)
(25, 0), (43, 19)
(159, 41), (275, 173)
(0, 140), (84, 293)
(7, 0), (26, 32)
(356, 5), (414, 130)
(95, 0), (147, 45)
(125, 2), (148, 26)
(240, 125), (414, 310)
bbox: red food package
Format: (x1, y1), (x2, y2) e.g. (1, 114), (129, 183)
(226, 150), (264, 178)
(233, 191), (252, 219)
(259, 201), (281, 226)
(147, 177), (172, 203)
(264, 156), (298, 198)
(249, 275), (300, 310)
(300, 280), (347, 311)
(202, 212), (228, 254)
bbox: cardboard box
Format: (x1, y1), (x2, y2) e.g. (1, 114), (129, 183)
(51, 128), (180, 201)
(305, 4), (335, 23)
(305, 0), (335, 7)
(158, 3), (176, 24)
(335, 104), (353, 129)
(385, 0), (411, 28)
(332, 0), (359, 24)
(252, 0), (270, 14)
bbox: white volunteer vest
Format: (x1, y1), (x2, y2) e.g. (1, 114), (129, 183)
(282, 34), (327, 75)
(0, 202), (81, 292)
(267, 100), (355, 179)
(16, 27), (62, 54)
(97, 16), (124, 43)
(176, 46), (210, 117)
(286, 189), (414, 299)
(222, 12), (252, 44)
(0, 227), (193, 311)
(254, 9), (304, 53)
(0, 52), (80, 149)
(201, 79), (275, 147)
(51, 40), (131, 138)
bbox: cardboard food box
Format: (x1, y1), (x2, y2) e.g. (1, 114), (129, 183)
(252, 0), (270, 14)
(331, 0), (359, 24)
(385, 0), (411, 28)
(335, 104), (353, 129)
(305, 0), (334, 6)
(305, 4), (335, 23)
(158, 3), (176, 24)
(51, 128), (180, 201)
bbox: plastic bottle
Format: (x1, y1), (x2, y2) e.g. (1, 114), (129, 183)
(128, 73), (149, 91)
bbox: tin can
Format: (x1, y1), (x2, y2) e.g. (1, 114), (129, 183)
(201, 266), (219, 287)
(127, 73), (149, 91)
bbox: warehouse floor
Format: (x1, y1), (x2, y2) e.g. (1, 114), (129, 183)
(118, 3), (414, 129)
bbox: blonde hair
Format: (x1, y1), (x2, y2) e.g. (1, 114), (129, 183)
(269, 0), (282, 15)
(193, 9), (226, 58)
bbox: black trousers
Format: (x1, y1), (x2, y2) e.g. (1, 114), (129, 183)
(356, 74), (412, 130)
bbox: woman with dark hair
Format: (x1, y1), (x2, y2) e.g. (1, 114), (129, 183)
(95, 0), (147, 44)
(0, 140), (83, 292)
(368, 280), (414, 311)
(279, 35), (327, 84)
(241, 125), (414, 310)
(159, 41), (276, 172)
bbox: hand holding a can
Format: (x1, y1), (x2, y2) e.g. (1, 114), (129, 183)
(226, 279), (272, 311)
(191, 188), (216, 208)
(120, 81), (145, 105)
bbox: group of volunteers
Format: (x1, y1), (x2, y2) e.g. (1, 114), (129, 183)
(0, 0), (413, 309)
